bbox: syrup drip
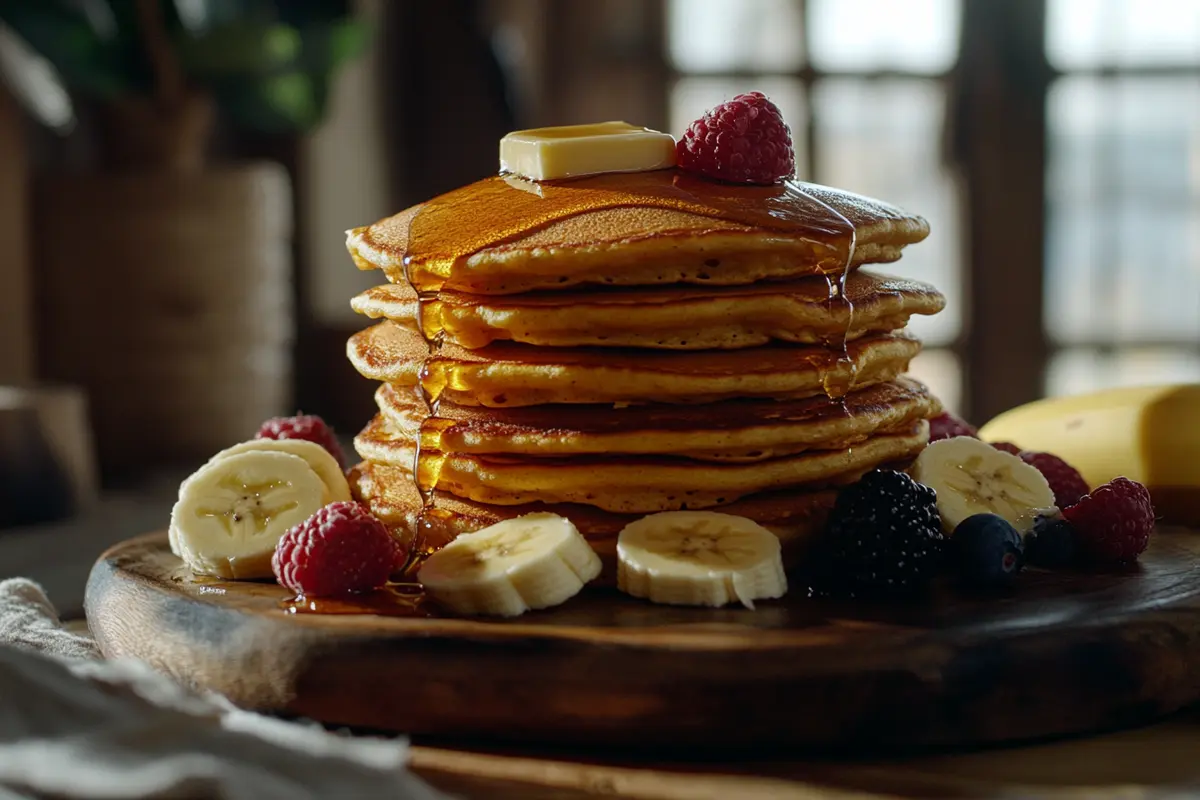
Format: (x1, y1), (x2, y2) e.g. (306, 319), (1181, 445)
(400, 248), (453, 575)
(282, 582), (430, 617)
(792, 188), (858, 400)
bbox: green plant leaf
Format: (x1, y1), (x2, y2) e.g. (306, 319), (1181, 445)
(177, 21), (299, 77)
(0, 22), (76, 130)
(0, 0), (127, 97)
(297, 18), (370, 74)
(216, 69), (322, 132)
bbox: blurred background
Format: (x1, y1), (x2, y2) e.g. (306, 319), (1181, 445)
(0, 0), (1198, 495)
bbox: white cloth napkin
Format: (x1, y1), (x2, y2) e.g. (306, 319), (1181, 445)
(0, 578), (453, 800)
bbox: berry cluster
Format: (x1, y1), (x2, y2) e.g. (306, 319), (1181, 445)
(819, 412), (1157, 598)
(259, 415), (404, 597)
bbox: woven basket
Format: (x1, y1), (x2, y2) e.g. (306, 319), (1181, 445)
(34, 163), (294, 475)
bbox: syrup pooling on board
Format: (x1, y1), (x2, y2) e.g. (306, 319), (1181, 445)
(283, 582), (431, 617)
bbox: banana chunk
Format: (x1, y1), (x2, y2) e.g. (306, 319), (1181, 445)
(417, 513), (601, 617)
(912, 436), (1055, 534)
(616, 511), (786, 609)
(206, 439), (351, 504)
(170, 450), (327, 579)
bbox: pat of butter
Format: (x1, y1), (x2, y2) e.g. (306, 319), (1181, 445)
(499, 121), (676, 181)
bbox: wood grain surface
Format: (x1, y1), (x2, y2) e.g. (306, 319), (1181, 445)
(86, 528), (1200, 755)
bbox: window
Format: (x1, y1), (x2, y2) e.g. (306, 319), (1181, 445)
(667, 0), (966, 411)
(1044, 0), (1200, 396)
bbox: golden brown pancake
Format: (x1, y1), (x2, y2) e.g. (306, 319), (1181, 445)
(347, 170), (929, 294)
(349, 460), (850, 580)
(347, 322), (922, 406)
(354, 417), (928, 513)
(351, 270), (946, 350)
(374, 377), (941, 462)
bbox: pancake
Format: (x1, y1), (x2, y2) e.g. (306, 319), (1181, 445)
(348, 170), (929, 294)
(349, 460), (848, 579)
(354, 417), (929, 513)
(347, 322), (922, 406)
(374, 377), (941, 462)
(351, 270), (946, 350)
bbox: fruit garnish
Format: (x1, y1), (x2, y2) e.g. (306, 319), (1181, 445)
(1025, 512), (1076, 568)
(676, 91), (795, 185)
(256, 414), (347, 470)
(912, 436), (1056, 533)
(929, 411), (978, 442)
(976, 386), (1200, 515)
(616, 511), (786, 609)
(818, 469), (944, 596)
(272, 501), (402, 597)
(1062, 477), (1155, 564)
(951, 513), (1024, 587)
(206, 438), (351, 504)
(170, 450), (327, 579)
(499, 121), (676, 181)
(990, 441), (1023, 455)
(417, 513), (601, 617)
(1018, 450), (1090, 510)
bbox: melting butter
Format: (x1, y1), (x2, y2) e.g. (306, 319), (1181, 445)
(499, 121), (676, 181)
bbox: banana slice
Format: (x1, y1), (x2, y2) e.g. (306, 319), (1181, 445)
(616, 511), (786, 609)
(911, 436), (1056, 533)
(417, 513), (601, 617)
(170, 450), (327, 579)
(206, 439), (351, 504)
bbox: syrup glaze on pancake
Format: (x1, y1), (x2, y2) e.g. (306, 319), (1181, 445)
(349, 460), (858, 579)
(347, 169), (928, 294)
(347, 321), (921, 406)
(354, 418), (929, 513)
(344, 166), (941, 564)
(351, 270), (946, 350)
(374, 377), (941, 462)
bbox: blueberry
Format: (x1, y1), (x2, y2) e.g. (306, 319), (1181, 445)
(951, 513), (1024, 587)
(1026, 514), (1076, 568)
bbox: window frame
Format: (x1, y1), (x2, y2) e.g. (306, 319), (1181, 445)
(664, 0), (970, 414)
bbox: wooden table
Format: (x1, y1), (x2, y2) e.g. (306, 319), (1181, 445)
(14, 485), (1200, 798)
(408, 707), (1200, 798)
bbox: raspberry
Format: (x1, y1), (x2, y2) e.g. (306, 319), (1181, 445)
(1019, 451), (1090, 509)
(272, 501), (402, 596)
(1062, 477), (1155, 564)
(928, 412), (978, 442)
(676, 91), (795, 184)
(257, 414), (346, 469)
(817, 469), (945, 596)
(990, 441), (1023, 455)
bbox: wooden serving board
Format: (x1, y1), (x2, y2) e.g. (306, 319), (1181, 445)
(86, 529), (1200, 753)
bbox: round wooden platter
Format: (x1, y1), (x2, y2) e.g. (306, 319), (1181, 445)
(86, 528), (1200, 754)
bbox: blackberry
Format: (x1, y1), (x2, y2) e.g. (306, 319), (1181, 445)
(818, 469), (945, 596)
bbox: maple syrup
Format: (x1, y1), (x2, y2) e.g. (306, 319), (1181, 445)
(283, 582), (431, 617)
(400, 246), (453, 574)
(387, 167), (861, 577)
(394, 170), (857, 294)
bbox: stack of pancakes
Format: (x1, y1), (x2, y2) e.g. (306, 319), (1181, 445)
(344, 169), (945, 573)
